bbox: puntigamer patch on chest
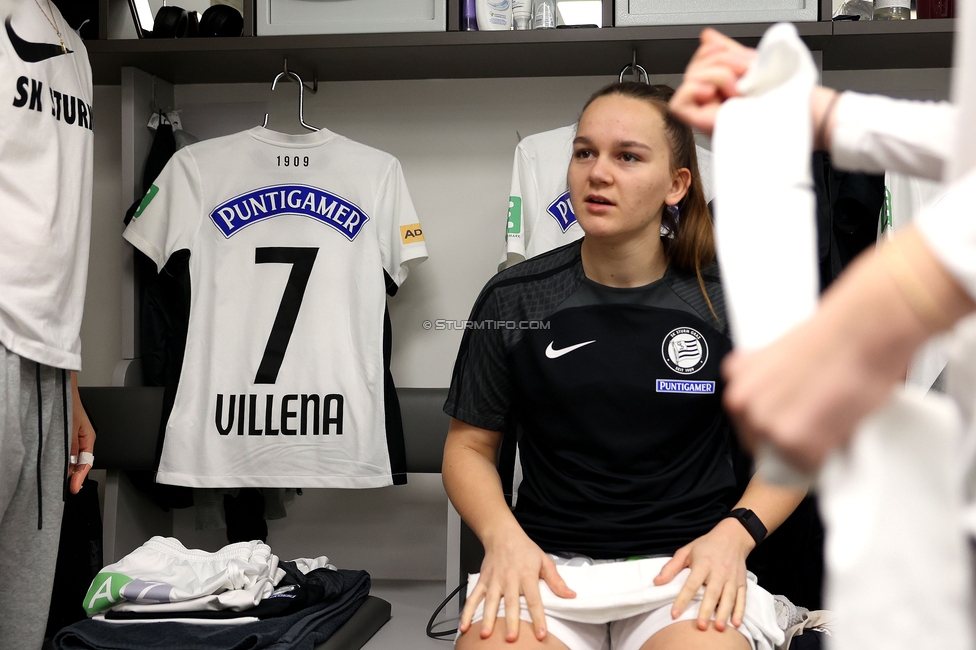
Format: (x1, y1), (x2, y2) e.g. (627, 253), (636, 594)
(210, 184), (369, 240)
(656, 379), (716, 394)
(661, 327), (708, 375)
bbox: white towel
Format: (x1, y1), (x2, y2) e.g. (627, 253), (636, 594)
(818, 390), (971, 650)
(945, 315), (976, 529)
(713, 22), (819, 352)
(468, 557), (785, 650)
(712, 22), (819, 490)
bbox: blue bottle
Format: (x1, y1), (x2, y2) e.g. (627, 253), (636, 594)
(461, 0), (478, 30)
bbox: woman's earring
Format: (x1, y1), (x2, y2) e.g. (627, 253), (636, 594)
(661, 204), (680, 238)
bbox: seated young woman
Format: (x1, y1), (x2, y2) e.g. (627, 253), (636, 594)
(442, 82), (806, 650)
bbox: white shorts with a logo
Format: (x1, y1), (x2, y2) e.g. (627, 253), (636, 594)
(462, 555), (784, 650)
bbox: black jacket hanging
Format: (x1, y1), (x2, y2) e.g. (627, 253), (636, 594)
(123, 119), (193, 510)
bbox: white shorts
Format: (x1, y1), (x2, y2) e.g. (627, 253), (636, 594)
(466, 591), (749, 650)
(461, 555), (781, 650)
(84, 537), (281, 615)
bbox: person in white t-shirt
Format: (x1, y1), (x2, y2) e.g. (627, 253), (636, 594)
(0, 2), (97, 648)
(669, 27), (976, 472)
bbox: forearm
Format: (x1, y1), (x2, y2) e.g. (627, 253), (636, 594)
(442, 426), (523, 546)
(812, 87), (954, 180)
(733, 474), (806, 538)
(704, 473), (806, 556)
(71, 371), (90, 430)
(822, 226), (974, 379)
(71, 371), (81, 407)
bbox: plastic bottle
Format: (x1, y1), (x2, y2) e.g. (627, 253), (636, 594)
(533, 0), (555, 29)
(916, 0), (954, 18)
(476, 0), (513, 31)
(512, 0), (532, 29)
(873, 0), (911, 19)
(461, 0), (478, 30)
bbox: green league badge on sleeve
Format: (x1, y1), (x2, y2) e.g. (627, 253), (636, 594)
(508, 196), (522, 238)
(132, 184), (159, 219)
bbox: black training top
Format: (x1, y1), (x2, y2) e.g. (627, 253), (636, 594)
(444, 239), (739, 559)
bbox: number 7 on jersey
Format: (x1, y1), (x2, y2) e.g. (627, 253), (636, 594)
(254, 247), (318, 385)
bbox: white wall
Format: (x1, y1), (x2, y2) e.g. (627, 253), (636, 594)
(79, 86), (124, 387)
(82, 68), (952, 578)
(171, 474), (450, 580)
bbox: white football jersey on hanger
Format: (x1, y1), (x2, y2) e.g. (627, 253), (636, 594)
(124, 127), (428, 488)
(500, 124), (715, 269)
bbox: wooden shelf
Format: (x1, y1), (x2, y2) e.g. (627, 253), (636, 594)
(86, 19), (953, 85)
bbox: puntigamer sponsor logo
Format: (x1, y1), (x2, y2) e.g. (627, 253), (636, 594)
(210, 184), (369, 240)
(656, 379), (716, 394)
(547, 190), (577, 232)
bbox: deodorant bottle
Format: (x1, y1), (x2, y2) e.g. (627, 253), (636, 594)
(477, 0), (513, 30)
(513, 0), (532, 29)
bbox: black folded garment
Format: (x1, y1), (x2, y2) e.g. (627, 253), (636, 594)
(53, 569), (369, 650)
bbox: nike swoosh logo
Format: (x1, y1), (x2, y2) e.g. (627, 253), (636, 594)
(545, 340), (595, 359)
(5, 17), (72, 63)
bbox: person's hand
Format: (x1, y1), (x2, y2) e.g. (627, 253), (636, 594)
(653, 518), (755, 632)
(722, 313), (905, 472)
(721, 231), (957, 471)
(669, 28), (757, 134)
(458, 523), (576, 643)
(69, 374), (95, 494)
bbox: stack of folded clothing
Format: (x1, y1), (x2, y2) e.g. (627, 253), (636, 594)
(53, 537), (370, 650)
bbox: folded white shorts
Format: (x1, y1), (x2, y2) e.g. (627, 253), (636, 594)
(462, 555), (783, 650)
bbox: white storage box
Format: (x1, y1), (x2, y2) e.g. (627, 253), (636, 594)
(257, 0), (447, 35)
(615, 0), (818, 26)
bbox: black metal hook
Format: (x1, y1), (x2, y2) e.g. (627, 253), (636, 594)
(282, 58), (318, 94)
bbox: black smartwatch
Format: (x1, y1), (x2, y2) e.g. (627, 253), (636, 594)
(724, 508), (767, 546)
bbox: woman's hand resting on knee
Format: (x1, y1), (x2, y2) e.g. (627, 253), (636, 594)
(459, 521), (576, 643)
(652, 518), (755, 633)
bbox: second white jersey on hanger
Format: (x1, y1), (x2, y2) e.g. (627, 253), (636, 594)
(123, 127), (427, 488)
(501, 124), (715, 268)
